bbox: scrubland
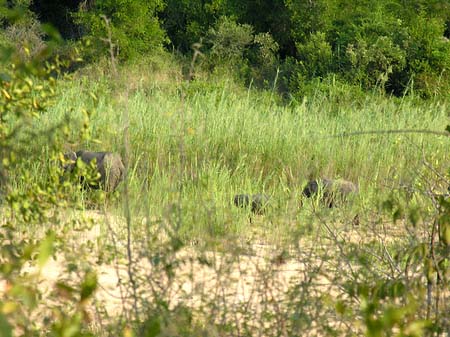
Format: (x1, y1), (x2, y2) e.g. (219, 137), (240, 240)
(2, 57), (449, 336)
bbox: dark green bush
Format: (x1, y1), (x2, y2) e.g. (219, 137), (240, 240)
(244, 32), (280, 88)
(74, 0), (167, 60)
(207, 16), (254, 67)
(161, 0), (223, 53)
(286, 0), (450, 97)
(401, 15), (450, 97)
(296, 31), (333, 79)
(6, 0), (450, 98)
(346, 36), (406, 90)
(286, 0), (332, 44)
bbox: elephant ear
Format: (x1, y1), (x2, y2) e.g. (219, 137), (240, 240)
(62, 151), (77, 171)
(64, 151), (77, 161)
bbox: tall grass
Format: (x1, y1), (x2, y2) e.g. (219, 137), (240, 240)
(21, 59), (449, 243)
(4, 57), (449, 335)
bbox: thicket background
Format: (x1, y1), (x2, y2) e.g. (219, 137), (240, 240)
(1, 0), (448, 98)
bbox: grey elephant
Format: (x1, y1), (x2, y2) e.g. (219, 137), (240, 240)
(234, 193), (271, 215)
(302, 178), (358, 208)
(62, 150), (125, 192)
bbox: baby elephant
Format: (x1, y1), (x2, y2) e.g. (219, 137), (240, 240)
(62, 150), (125, 192)
(302, 178), (358, 208)
(234, 193), (270, 215)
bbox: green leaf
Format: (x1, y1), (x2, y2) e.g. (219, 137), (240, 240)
(403, 320), (431, 337)
(335, 300), (346, 315)
(440, 221), (450, 246)
(0, 313), (12, 337)
(424, 258), (435, 282)
(445, 124), (450, 133)
(10, 285), (37, 309)
(56, 282), (77, 297)
(382, 306), (404, 327)
(41, 23), (63, 43)
(144, 317), (161, 337)
(80, 271), (97, 303)
(37, 232), (55, 268)
(63, 321), (81, 337)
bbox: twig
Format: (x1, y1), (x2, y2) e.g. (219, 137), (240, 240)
(318, 216), (358, 279)
(324, 129), (450, 139)
(187, 41), (203, 81)
(122, 88), (140, 320)
(418, 146), (446, 323)
(101, 14), (139, 320)
(103, 212), (129, 320)
(100, 15), (118, 76)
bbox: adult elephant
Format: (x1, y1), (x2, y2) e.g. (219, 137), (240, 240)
(62, 150), (125, 192)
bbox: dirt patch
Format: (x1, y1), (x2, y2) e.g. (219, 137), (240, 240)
(2, 209), (439, 335)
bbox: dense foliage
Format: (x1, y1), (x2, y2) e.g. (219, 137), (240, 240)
(2, 0), (448, 97)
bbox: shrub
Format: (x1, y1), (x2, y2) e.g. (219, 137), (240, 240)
(245, 32), (280, 88)
(74, 0), (167, 60)
(401, 15), (450, 97)
(252, 32), (279, 66)
(161, 0), (222, 53)
(207, 16), (254, 67)
(0, 6), (99, 335)
(346, 35), (406, 90)
(296, 31), (333, 79)
(0, 1), (47, 61)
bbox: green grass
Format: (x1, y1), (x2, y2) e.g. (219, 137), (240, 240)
(15, 59), (450, 243)
(3, 56), (449, 336)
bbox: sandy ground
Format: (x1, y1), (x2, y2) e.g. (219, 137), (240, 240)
(26, 243), (345, 335)
(0, 209), (346, 334)
(1, 209), (446, 336)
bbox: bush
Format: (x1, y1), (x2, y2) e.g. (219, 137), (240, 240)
(161, 0), (222, 53)
(252, 32), (279, 66)
(0, 6), (100, 335)
(296, 31), (333, 79)
(401, 15), (450, 97)
(346, 35), (406, 90)
(285, 0), (450, 98)
(0, 1), (47, 61)
(207, 16), (254, 67)
(244, 32), (280, 88)
(1, 17), (46, 60)
(74, 0), (167, 60)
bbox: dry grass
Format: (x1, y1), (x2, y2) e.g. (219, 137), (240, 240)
(4, 206), (443, 336)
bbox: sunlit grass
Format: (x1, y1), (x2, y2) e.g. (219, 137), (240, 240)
(18, 61), (449, 244)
